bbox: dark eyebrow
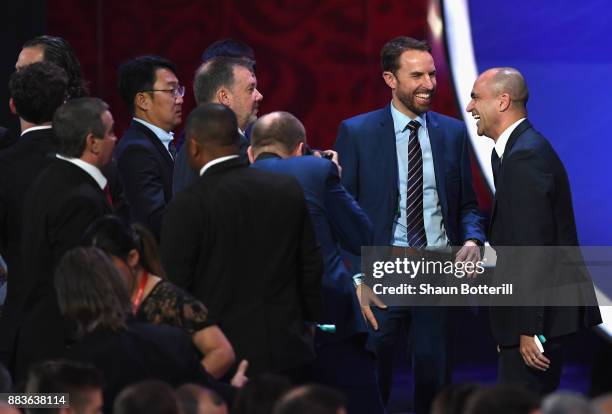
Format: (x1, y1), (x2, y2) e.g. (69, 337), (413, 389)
(470, 92), (477, 99)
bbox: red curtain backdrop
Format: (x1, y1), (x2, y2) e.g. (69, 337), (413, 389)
(48, 0), (490, 209)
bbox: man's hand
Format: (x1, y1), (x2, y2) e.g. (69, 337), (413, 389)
(356, 283), (387, 330)
(519, 335), (550, 371)
(315, 149), (342, 177)
(455, 240), (481, 277)
(230, 359), (249, 387)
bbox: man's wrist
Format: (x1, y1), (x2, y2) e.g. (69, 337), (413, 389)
(464, 238), (482, 246)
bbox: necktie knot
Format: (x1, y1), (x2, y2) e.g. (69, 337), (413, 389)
(404, 120), (421, 133)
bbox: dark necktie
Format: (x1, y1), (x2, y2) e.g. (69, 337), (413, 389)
(168, 140), (177, 161)
(405, 120), (427, 248)
(103, 184), (114, 208)
(491, 149), (501, 187)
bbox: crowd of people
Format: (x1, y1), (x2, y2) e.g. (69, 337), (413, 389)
(0, 33), (605, 414)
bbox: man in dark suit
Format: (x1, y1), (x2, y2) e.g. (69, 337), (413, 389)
(161, 104), (322, 380)
(466, 67), (601, 393)
(0, 61), (68, 369)
(12, 97), (116, 380)
(248, 111), (384, 414)
(115, 55), (184, 238)
(173, 56), (263, 195)
(335, 37), (485, 413)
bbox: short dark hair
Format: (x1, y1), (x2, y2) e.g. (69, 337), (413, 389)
(83, 215), (166, 278)
(26, 360), (103, 414)
(233, 374), (291, 414)
(9, 61), (68, 124)
(380, 36), (431, 73)
(193, 57), (254, 105)
(176, 384), (225, 414)
(114, 380), (181, 414)
(118, 55), (177, 112)
(52, 97), (109, 158)
(54, 247), (130, 336)
(186, 103), (239, 147)
(23, 35), (89, 100)
(464, 385), (540, 414)
(250, 112), (306, 154)
(273, 385), (347, 414)
(202, 38), (255, 62)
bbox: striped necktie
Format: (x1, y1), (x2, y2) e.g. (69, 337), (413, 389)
(405, 120), (427, 248)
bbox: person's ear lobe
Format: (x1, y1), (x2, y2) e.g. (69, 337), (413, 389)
(217, 88), (231, 106)
(127, 249), (140, 268)
(247, 146), (256, 163)
(382, 71), (397, 89)
(135, 92), (150, 112)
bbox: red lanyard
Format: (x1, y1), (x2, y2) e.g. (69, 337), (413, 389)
(131, 271), (149, 314)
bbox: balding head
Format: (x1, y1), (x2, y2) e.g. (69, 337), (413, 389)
(249, 111), (306, 160)
(484, 67), (529, 108)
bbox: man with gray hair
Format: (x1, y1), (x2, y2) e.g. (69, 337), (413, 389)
(466, 67), (601, 392)
(173, 56), (263, 194)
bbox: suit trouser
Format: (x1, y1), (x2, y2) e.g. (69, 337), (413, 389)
(368, 306), (449, 414)
(312, 335), (386, 414)
(498, 336), (566, 395)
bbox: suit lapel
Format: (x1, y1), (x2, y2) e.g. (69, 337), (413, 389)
(380, 105), (399, 211)
(425, 112), (448, 219)
(130, 121), (174, 167)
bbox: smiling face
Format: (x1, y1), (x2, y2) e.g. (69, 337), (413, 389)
(466, 71), (501, 139)
(384, 49), (437, 118)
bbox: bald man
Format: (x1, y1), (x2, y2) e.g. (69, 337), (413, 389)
(466, 68), (601, 393)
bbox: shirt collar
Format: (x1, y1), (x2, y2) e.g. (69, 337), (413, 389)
(56, 154), (108, 189)
(390, 101), (427, 136)
(21, 124), (52, 137)
(495, 117), (526, 159)
(133, 117), (174, 151)
(199, 155), (240, 176)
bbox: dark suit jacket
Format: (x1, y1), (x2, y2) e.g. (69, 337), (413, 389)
(0, 127), (17, 150)
(335, 106), (484, 271)
(12, 159), (112, 380)
(161, 157), (322, 376)
(252, 153), (373, 343)
(173, 131), (249, 195)
(64, 321), (234, 412)
(115, 120), (173, 238)
(488, 119), (601, 346)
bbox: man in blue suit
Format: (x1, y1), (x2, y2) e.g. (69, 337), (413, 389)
(335, 37), (485, 414)
(248, 111), (385, 414)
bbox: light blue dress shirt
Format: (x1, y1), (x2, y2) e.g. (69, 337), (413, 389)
(133, 117), (174, 156)
(390, 103), (449, 248)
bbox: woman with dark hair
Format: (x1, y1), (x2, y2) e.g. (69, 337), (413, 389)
(55, 246), (235, 410)
(19, 35), (89, 100)
(83, 215), (236, 379)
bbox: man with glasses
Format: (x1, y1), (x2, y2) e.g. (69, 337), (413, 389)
(116, 55), (184, 239)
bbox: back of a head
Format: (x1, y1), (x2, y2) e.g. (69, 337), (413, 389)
(117, 55), (177, 112)
(186, 103), (239, 147)
(273, 385), (347, 414)
(114, 380), (181, 414)
(83, 215), (166, 278)
(541, 392), (595, 414)
(431, 383), (480, 414)
(52, 96), (108, 158)
(491, 66), (529, 108)
(23, 35), (89, 99)
(193, 56), (254, 105)
(250, 112), (306, 155)
(233, 374), (292, 414)
(54, 246), (130, 335)
(202, 38), (255, 62)
(464, 385), (540, 414)
(25, 359), (103, 414)
(176, 383), (227, 414)
(9, 61), (68, 125)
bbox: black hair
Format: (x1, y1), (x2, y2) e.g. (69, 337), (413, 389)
(380, 36), (431, 73)
(185, 103), (239, 147)
(202, 38), (255, 63)
(193, 56), (254, 105)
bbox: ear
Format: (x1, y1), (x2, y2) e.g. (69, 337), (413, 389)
(86, 132), (98, 155)
(292, 142), (304, 157)
(217, 88), (231, 106)
(498, 93), (511, 111)
(9, 97), (17, 115)
(127, 249), (140, 268)
(134, 92), (151, 112)
(247, 145), (256, 163)
(382, 71), (397, 89)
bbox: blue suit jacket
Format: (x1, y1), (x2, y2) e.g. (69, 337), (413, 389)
(115, 120), (173, 239)
(252, 154), (373, 342)
(335, 105), (484, 271)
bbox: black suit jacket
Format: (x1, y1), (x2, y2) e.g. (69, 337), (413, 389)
(12, 159), (112, 380)
(161, 157), (322, 376)
(489, 119), (601, 346)
(115, 120), (173, 238)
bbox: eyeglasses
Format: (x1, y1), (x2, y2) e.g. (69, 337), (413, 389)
(141, 85), (185, 98)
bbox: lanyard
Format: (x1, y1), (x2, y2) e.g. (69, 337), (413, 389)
(131, 270), (149, 315)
